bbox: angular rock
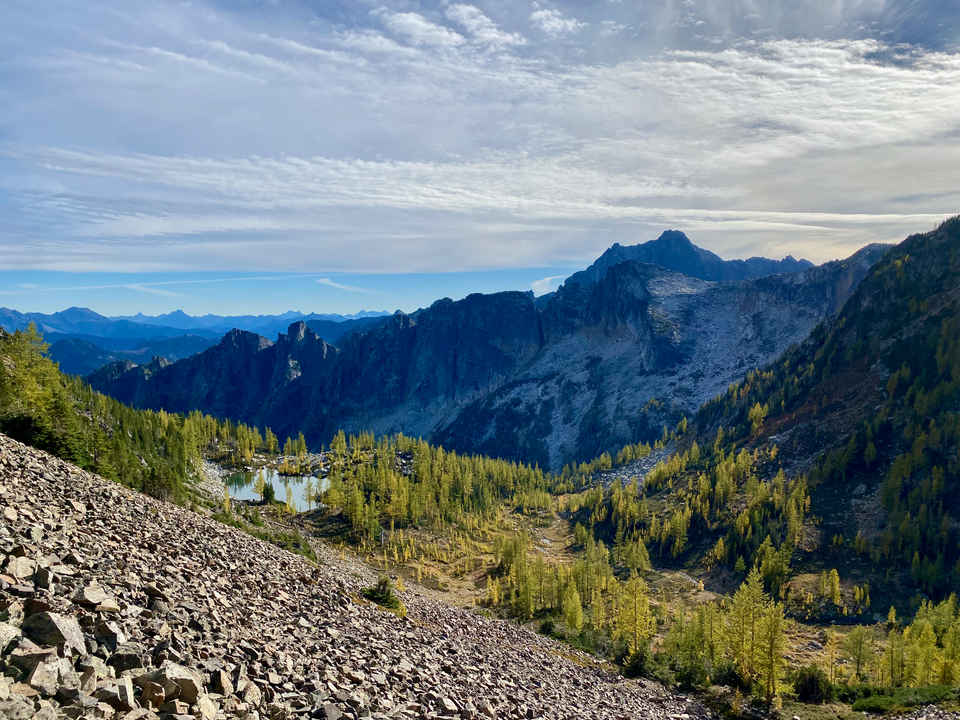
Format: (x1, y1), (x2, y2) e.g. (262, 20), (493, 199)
(320, 702), (343, 720)
(71, 585), (110, 606)
(9, 645), (59, 673)
(27, 661), (60, 697)
(211, 668), (233, 697)
(196, 693), (219, 720)
(107, 642), (149, 672)
(136, 661), (204, 705)
(21, 612), (86, 657)
(140, 680), (165, 709)
(0, 698), (35, 720)
(0, 622), (20, 652)
(5, 557), (36, 581)
(95, 676), (136, 711)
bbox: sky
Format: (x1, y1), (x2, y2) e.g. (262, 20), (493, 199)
(1, 0), (959, 316)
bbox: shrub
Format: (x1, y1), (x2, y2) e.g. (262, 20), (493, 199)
(892, 686), (956, 707)
(362, 575), (406, 616)
(851, 695), (896, 713)
(848, 685), (956, 714)
(792, 665), (835, 704)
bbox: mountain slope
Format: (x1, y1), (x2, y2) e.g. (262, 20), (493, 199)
(436, 244), (887, 469)
(693, 216), (960, 596)
(0, 431), (705, 720)
(565, 230), (813, 287)
(0, 326), (239, 501)
(575, 217), (960, 605)
(89, 323), (339, 441)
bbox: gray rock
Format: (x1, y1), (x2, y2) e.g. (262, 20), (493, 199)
(0, 698), (36, 720)
(4, 557), (36, 581)
(107, 642), (148, 672)
(21, 612), (86, 657)
(27, 661), (60, 697)
(71, 585), (110, 606)
(320, 702), (343, 720)
(136, 661), (204, 705)
(0, 622), (20, 653)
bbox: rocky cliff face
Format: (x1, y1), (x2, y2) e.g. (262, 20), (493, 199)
(434, 244), (889, 469)
(565, 230), (813, 287)
(311, 292), (544, 442)
(0, 432), (707, 720)
(88, 245), (889, 470)
(88, 324), (338, 441)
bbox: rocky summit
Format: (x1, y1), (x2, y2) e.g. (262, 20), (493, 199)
(0, 433), (709, 720)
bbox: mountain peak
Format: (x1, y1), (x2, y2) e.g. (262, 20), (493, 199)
(566, 231), (814, 287)
(653, 229), (694, 247)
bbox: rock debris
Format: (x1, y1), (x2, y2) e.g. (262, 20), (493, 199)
(0, 433), (710, 720)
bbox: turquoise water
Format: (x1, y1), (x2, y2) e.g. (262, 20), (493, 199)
(225, 468), (328, 512)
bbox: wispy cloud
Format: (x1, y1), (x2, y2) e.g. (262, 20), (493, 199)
(317, 278), (383, 294)
(124, 284), (186, 297)
(0, 274), (334, 295)
(529, 8), (586, 36)
(531, 275), (566, 295)
(445, 5), (526, 46)
(372, 8), (466, 47)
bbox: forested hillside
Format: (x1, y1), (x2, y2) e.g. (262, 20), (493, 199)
(0, 324), (264, 502)
(572, 217), (960, 604)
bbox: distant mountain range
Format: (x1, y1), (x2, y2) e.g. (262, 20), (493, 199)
(85, 231), (887, 470)
(0, 306), (222, 340)
(0, 306), (390, 376)
(110, 309), (392, 335)
(533, 230), (813, 308)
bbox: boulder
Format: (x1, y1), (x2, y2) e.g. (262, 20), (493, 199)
(0, 622), (20, 653)
(136, 661), (204, 705)
(140, 680), (165, 709)
(9, 645), (59, 673)
(27, 661), (60, 697)
(71, 585), (110, 606)
(107, 642), (149, 672)
(21, 612), (86, 657)
(4, 557), (36, 581)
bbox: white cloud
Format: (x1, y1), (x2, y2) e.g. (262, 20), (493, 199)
(529, 8), (587, 36)
(317, 278), (381, 293)
(531, 275), (566, 294)
(444, 5), (526, 46)
(372, 8), (466, 47)
(598, 20), (626, 38)
(2, 0), (960, 277)
(124, 283), (186, 297)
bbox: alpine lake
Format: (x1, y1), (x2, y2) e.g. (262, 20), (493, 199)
(225, 467), (330, 512)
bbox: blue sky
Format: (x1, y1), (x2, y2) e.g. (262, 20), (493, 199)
(2, 0), (959, 316)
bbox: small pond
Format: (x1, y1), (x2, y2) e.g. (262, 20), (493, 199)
(225, 468), (329, 512)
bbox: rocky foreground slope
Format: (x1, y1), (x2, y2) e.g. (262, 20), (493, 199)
(0, 434), (707, 720)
